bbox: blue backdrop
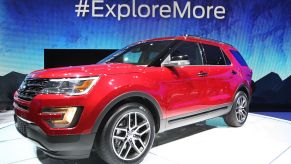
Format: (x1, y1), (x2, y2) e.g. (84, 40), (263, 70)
(0, 0), (290, 81)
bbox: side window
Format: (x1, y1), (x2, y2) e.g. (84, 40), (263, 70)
(230, 50), (248, 66)
(111, 41), (173, 65)
(202, 44), (226, 65)
(221, 49), (231, 65)
(171, 41), (203, 65)
(123, 51), (142, 63)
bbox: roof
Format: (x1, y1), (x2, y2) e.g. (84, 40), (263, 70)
(143, 35), (235, 48)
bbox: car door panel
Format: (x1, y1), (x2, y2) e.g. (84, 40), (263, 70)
(159, 41), (209, 118)
(161, 66), (208, 118)
(201, 43), (239, 107)
(206, 66), (236, 106)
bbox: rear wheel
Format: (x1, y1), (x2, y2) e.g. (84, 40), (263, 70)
(96, 103), (155, 164)
(224, 91), (249, 127)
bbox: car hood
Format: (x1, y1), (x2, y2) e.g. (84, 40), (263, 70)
(28, 63), (145, 79)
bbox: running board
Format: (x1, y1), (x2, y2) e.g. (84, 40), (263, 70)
(166, 104), (232, 130)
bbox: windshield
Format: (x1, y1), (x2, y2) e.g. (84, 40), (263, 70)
(98, 40), (173, 66)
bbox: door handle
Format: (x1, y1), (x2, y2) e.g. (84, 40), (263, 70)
(197, 71), (208, 77)
(231, 70), (237, 75)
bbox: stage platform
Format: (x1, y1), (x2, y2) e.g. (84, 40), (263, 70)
(0, 113), (290, 164)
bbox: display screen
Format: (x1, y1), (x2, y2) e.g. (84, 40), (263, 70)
(1, 2), (291, 163)
(0, 0), (290, 81)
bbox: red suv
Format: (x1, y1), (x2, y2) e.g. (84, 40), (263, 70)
(14, 36), (253, 164)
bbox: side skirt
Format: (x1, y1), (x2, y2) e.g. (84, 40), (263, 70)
(165, 103), (232, 131)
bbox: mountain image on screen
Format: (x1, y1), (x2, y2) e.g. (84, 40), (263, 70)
(252, 72), (291, 105)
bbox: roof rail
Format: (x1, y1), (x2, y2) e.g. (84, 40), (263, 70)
(183, 34), (234, 47)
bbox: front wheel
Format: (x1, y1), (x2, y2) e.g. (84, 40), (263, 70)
(96, 103), (155, 164)
(224, 91), (249, 127)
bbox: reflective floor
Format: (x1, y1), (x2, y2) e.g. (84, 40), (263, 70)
(0, 114), (290, 164)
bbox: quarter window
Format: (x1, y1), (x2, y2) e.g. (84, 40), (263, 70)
(230, 50), (248, 66)
(221, 49), (231, 65)
(202, 44), (226, 65)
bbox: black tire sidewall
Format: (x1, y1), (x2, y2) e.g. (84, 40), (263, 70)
(97, 103), (155, 164)
(224, 91), (249, 127)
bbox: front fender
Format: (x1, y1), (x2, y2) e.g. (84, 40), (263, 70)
(91, 91), (165, 133)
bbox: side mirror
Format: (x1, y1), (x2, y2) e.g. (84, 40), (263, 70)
(162, 54), (190, 67)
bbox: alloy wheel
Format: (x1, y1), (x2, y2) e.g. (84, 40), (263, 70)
(235, 95), (248, 123)
(112, 111), (151, 161)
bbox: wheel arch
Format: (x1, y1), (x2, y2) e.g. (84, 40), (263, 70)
(235, 84), (251, 100)
(92, 92), (164, 136)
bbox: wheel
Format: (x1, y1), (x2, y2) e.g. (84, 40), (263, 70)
(224, 91), (249, 127)
(96, 103), (155, 164)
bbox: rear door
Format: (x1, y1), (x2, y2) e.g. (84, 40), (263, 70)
(201, 44), (237, 107)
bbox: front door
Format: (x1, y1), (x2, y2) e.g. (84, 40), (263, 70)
(160, 41), (208, 118)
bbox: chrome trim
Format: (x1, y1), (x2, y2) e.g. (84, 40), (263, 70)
(166, 103), (232, 130)
(17, 116), (34, 124)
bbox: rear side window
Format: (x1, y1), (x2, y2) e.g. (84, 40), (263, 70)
(221, 49), (231, 65)
(202, 44), (226, 65)
(230, 50), (248, 66)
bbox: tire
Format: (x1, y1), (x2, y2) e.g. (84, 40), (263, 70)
(224, 91), (249, 127)
(96, 103), (155, 164)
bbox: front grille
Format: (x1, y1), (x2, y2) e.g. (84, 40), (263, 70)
(14, 102), (29, 110)
(18, 78), (49, 101)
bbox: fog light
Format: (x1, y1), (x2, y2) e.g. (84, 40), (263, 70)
(42, 107), (82, 128)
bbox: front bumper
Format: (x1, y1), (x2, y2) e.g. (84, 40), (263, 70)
(15, 115), (95, 159)
(13, 91), (103, 135)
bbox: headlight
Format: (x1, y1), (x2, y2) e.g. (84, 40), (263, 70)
(40, 77), (99, 95)
(43, 107), (82, 128)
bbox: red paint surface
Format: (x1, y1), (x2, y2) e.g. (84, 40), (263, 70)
(14, 36), (253, 136)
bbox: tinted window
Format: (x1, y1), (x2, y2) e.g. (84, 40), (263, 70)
(99, 41), (173, 65)
(221, 49), (231, 65)
(230, 50), (248, 66)
(202, 44), (226, 65)
(171, 41), (203, 65)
